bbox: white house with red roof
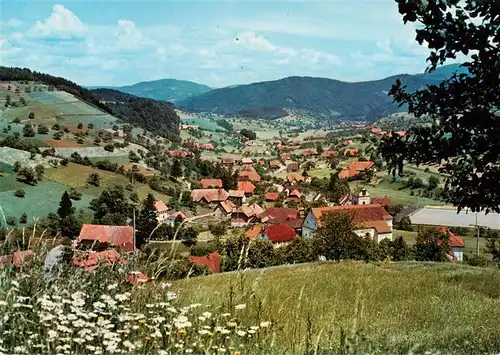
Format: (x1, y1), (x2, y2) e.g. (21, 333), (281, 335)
(154, 201), (169, 222)
(440, 227), (465, 262)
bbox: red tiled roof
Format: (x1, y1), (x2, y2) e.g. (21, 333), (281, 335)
(270, 160), (281, 168)
(311, 204), (392, 228)
(358, 220), (392, 234)
(344, 148), (358, 157)
(236, 205), (256, 217)
(218, 200), (236, 214)
(239, 164), (256, 172)
(73, 249), (128, 271)
(189, 252), (221, 273)
(303, 150), (317, 157)
(191, 189), (229, 203)
(343, 140), (353, 146)
(263, 224), (296, 243)
(439, 227), (465, 247)
(289, 189), (301, 198)
(241, 158), (253, 164)
(238, 181), (256, 194)
(228, 190), (245, 198)
(322, 150), (338, 157)
(372, 196), (392, 207)
(287, 173), (305, 183)
(265, 192), (280, 201)
(247, 225), (262, 240)
(168, 150), (192, 158)
(287, 163), (299, 171)
(76, 225), (135, 253)
(168, 211), (187, 221)
(0, 250), (37, 269)
(126, 271), (150, 286)
(221, 157), (234, 164)
(200, 178), (223, 189)
(280, 153), (291, 160)
(154, 201), (169, 213)
(259, 208), (302, 229)
(350, 161), (375, 171)
(238, 171), (261, 182)
(249, 203), (265, 216)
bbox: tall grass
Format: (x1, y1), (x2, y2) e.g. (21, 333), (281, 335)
(173, 262), (500, 354)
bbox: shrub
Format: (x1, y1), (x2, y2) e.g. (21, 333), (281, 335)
(464, 254), (490, 268)
(19, 213), (28, 224)
(14, 188), (25, 198)
(6, 216), (17, 226)
(68, 187), (82, 201)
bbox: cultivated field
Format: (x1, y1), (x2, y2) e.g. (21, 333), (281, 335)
(173, 262), (500, 354)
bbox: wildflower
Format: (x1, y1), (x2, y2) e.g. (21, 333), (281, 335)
(260, 321), (270, 328)
(227, 322), (237, 327)
(177, 329), (187, 336)
(123, 340), (135, 350)
(11, 280), (20, 288)
(13, 346), (26, 353)
(250, 326), (259, 331)
(202, 311), (212, 318)
(198, 316), (206, 322)
(107, 283), (118, 290)
(236, 330), (246, 336)
(138, 319), (146, 324)
(161, 282), (172, 289)
(235, 304), (246, 310)
(114, 293), (129, 302)
(150, 329), (162, 338)
(198, 329), (211, 335)
(73, 338), (85, 344)
(221, 313), (231, 317)
(93, 301), (106, 310)
(0, 301), (7, 307)
(166, 292), (178, 300)
(189, 303), (202, 308)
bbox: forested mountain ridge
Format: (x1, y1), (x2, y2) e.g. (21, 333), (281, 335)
(179, 64), (467, 120)
(91, 89), (181, 142)
(90, 79), (212, 103)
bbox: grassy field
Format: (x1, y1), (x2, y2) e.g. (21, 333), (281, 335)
(173, 262), (500, 354)
(44, 163), (171, 201)
(0, 181), (93, 223)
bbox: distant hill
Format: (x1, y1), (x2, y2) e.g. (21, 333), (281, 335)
(91, 89), (180, 142)
(179, 64), (467, 121)
(91, 79), (212, 103)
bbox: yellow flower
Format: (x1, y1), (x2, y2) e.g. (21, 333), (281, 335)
(178, 329), (187, 336)
(97, 316), (104, 322)
(138, 319), (146, 324)
(234, 352), (241, 355)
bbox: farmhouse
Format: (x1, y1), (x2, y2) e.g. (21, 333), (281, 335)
(214, 200), (236, 217)
(165, 211), (187, 225)
(259, 207), (303, 231)
(238, 170), (261, 182)
(343, 148), (358, 157)
(269, 160), (281, 169)
(188, 252), (221, 273)
(440, 227), (465, 262)
(287, 162), (299, 172)
(241, 158), (253, 165)
(200, 178), (223, 189)
(338, 161), (375, 179)
(238, 181), (256, 195)
(265, 192), (280, 201)
(286, 189), (302, 203)
(73, 249), (128, 271)
(343, 139), (353, 146)
(228, 190), (246, 205)
(287, 173), (310, 184)
(302, 204), (393, 242)
(154, 201), (169, 222)
(220, 157), (235, 167)
(0, 250), (37, 269)
(190, 189), (229, 203)
(303, 150), (317, 157)
(74, 225), (135, 253)
(248, 224), (296, 244)
(322, 150), (338, 158)
(168, 150), (193, 158)
(231, 205), (258, 227)
(280, 153), (291, 160)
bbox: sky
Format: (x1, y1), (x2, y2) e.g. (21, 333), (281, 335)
(0, 0), (460, 88)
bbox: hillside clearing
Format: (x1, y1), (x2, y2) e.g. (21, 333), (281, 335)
(173, 262), (500, 354)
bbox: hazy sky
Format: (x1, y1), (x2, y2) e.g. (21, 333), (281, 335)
(0, 0), (462, 87)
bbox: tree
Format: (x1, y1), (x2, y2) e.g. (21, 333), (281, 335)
(171, 159), (182, 178)
(14, 189), (25, 198)
(181, 226), (198, 247)
(316, 143), (324, 155)
(313, 212), (374, 262)
(77, 122), (83, 129)
(60, 158), (69, 166)
(381, 0), (500, 213)
(19, 213), (28, 224)
(57, 191), (75, 219)
(53, 131), (63, 140)
(94, 137), (101, 145)
(87, 172), (101, 187)
(389, 236), (411, 261)
(428, 175), (440, 190)
(414, 227), (450, 262)
(209, 221), (228, 242)
(17, 167), (37, 185)
(326, 173), (350, 204)
(136, 193), (158, 248)
(28, 112), (35, 120)
(52, 123), (60, 131)
(35, 164), (45, 180)
(12, 161), (21, 173)
(37, 124), (49, 134)
(128, 151), (140, 163)
(89, 185), (131, 225)
(484, 230), (500, 261)
(129, 191), (139, 203)
(59, 215), (82, 238)
(5, 95), (11, 106)
(240, 129), (257, 140)
(23, 124), (36, 137)
(397, 216), (413, 231)
(12, 117), (21, 124)
(68, 187), (82, 200)
(104, 144), (114, 152)
(88, 123), (94, 129)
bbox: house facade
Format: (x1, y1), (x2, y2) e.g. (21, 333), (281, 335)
(302, 204), (393, 242)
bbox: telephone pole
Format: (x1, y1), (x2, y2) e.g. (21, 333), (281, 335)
(469, 212), (487, 257)
(133, 207), (136, 252)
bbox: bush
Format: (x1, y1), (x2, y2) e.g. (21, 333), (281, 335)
(464, 254), (490, 268)
(68, 187), (82, 201)
(19, 213), (28, 224)
(14, 189), (25, 198)
(6, 216), (17, 226)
